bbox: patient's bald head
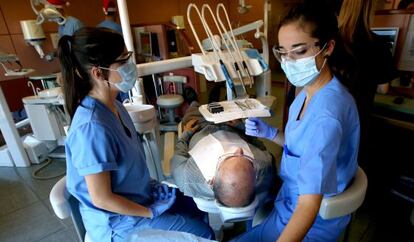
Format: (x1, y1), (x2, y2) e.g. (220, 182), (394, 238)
(212, 148), (255, 207)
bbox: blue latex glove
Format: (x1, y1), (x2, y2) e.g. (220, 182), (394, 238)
(151, 183), (170, 201)
(245, 117), (278, 140)
(149, 187), (176, 218)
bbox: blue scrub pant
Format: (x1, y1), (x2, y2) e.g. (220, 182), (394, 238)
(112, 191), (214, 241)
(231, 206), (349, 242)
(231, 207), (280, 242)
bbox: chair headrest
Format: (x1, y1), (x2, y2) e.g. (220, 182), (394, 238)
(215, 196), (259, 223)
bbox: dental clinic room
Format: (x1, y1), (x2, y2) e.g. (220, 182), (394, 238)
(1, 0), (414, 241)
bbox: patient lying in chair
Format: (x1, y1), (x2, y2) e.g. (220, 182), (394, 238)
(170, 92), (275, 208)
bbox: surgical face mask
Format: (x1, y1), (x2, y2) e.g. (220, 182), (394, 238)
(100, 58), (137, 93)
(280, 45), (327, 87)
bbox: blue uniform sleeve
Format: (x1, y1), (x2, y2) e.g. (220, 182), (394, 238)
(62, 18), (84, 37)
(69, 122), (118, 176)
(298, 116), (342, 195)
(71, 18), (84, 34)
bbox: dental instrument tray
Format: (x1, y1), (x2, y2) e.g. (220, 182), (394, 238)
(199, 98), (270, 123)
(191, 49), (266, 83)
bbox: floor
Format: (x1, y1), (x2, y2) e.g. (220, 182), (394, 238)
(0, 160), (78, 242)
(0, 82), (413, 242)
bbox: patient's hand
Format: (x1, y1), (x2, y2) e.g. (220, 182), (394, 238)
(183, 119), (200, 134)
(226, 119), (243, 127)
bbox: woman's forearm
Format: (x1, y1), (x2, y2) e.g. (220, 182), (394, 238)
(85, 172), (153, 218)
(94, 193), (153, 218)
(272, 130), (285, 147)
(277, 194), (322, 242)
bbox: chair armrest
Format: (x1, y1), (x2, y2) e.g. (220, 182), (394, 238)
(319, 167), (368, 219)
(49, 176), (71, 219)
(163, 132), (176, 177)
(178, 121), (182, 137)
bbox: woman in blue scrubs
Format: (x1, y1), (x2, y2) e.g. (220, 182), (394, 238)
(235, 1), (360, 242)
(59, 28), (213, 242)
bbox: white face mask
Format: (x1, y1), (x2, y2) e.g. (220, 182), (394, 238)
(99, 58), (137, 93)
(280, 45), (327, 87)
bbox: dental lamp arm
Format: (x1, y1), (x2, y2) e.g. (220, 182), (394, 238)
(254, 31), (269, 64)
(224, 20), (264, 39)
(30, 0), (40, 16)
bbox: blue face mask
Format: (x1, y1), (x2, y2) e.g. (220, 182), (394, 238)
(280, 47), (326, 87)
(100, 58), (138, 93)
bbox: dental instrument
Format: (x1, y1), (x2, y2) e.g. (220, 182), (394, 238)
(217, 3), (254, 88)
(187, 3), (238, 98)
(201, 4), (248, 98)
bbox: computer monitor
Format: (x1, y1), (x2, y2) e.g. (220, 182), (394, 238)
(371, 27), (399, 56)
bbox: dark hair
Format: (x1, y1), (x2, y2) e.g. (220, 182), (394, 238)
(278, 0), (345, 76)
(58, 27), (125, 120)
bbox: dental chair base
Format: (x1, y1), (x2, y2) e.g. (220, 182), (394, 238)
(157, 94), (184, 132)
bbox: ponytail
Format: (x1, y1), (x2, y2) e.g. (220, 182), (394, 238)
(57, 27), (125, 121)
(58, 35), (83, 120)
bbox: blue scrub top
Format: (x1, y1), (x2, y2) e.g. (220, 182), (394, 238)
(58, 16), (84, 37)
(66, 96), (152, 242)
(277, 76), (360, 241)
(97, 20), (123, 34)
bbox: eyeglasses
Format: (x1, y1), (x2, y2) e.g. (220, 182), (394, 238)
(98, 51), (133, 71)
(114, 51), (133, 63)
(272, 42), (320, 62)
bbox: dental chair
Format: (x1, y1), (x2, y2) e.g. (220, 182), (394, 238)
(319, 166), (368, 242)
(49, 176), (92, 242)
(50, 176), (217, 242)
(253, 167), (368, 242)
(163, 122), (269, 239)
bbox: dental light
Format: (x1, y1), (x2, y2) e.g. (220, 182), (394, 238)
(0, 51), (34, 76)
(237, 0), (251, 14)
(30, 0), (67, 26)
(20, 20), (46, 59)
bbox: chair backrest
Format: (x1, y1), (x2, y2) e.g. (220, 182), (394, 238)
(161, 75), (187, 95)
(319, 167), (368, 220)
(49, 176), (71, 219)
(216, 196), (259, 223)
(50, 176), (88, 242)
